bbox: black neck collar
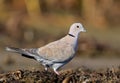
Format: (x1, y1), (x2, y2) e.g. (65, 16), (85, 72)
(68, 33), (75, 37)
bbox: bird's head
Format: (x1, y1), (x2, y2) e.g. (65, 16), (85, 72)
(69, 23), (86, 37)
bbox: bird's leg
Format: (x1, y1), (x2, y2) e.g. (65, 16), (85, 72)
(44, 64), (49, 71)
(54, 69), (60, 75)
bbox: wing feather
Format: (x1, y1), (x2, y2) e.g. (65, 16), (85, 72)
(37, 40), (75, 62)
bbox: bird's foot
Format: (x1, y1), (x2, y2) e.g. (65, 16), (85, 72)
(45, 67), (48, 71)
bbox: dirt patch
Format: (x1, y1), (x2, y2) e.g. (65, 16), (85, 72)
(0, 67), (120, 83)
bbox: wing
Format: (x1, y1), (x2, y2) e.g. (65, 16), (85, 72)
(37, 40), (75, 62)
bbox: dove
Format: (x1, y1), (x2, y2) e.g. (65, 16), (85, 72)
(6, 23), (86, 75)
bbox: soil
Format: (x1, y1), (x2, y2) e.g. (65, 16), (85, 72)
(0, 67), (120, 83)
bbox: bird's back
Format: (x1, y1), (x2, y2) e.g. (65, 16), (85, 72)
(37, 35), (76, 62)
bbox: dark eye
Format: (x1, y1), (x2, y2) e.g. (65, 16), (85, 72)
(77, 26), (79, 28)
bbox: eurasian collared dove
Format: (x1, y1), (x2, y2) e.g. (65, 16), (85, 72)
(6, 23), (86, 75)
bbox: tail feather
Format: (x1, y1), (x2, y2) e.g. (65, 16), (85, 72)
(5, 47), (35, 60)
(5, 47), (23, 53)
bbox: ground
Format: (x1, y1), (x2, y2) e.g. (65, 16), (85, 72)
(0, 67), (120, 83)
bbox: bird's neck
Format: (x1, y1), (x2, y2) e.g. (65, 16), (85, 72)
(66, 33), (80, 50)
(68, 33), (75, 37)
(68, 31), (80, 39)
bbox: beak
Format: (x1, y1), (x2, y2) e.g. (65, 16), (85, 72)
(83, 29), (86, 32)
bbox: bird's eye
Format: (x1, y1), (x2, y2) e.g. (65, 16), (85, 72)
(77, 26), (79, 28)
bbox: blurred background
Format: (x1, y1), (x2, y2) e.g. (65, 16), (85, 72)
(0, 0), (120, 72)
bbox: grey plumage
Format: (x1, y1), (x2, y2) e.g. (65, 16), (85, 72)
(5, 23), (86, 75)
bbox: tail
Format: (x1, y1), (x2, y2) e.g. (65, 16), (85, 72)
(5, 47), (23, 53)
(5, 47), (36, 59)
